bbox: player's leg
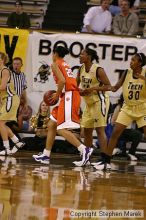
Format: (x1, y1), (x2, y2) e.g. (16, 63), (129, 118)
(58, 128), (93, 166)
(84, 99), (109, 167)
(0, 121), (11, 155)
(5, 126), (25, 154)
(94, 110), (132, 170)
(83, 128), (94, 147)
(0, 96), (20, 155)
(79, 105), (94, 148)
(33, 107), (58, 164)
(126, 129), (142, 160)
(57, 91), (93, 166)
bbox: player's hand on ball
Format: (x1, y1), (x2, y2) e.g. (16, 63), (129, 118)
(51, 92), (59, 102)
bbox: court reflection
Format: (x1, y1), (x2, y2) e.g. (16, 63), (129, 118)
(0, 153), (146, 220)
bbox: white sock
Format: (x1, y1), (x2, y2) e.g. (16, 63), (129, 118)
(3, 141), (10, 149)
(78, 144), (86, 153)
(11, 135), (19, 144)
(43, 149), (51, 157)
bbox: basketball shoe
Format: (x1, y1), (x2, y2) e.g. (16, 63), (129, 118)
(33, 152), (50, 164)
(73, 147), (93, 167)
(11, 141), (25, 154)
(94, 161), (111, 170)
(0, 148), (12, 156)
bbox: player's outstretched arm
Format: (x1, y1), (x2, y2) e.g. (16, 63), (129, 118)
(111, 70), (127, 92)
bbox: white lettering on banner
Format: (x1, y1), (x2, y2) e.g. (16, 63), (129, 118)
(27, 32), (146, 103)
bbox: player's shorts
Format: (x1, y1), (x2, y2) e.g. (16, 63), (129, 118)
(50, 91), (81, 130)
(0, 95), (20, 121)
(81, 96), (110, 128)
(116, 102), (146, 128)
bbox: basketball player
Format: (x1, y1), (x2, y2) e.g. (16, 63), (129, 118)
(33, 46), (93, 165)
(0, 52), (24, 155)
(73, 48), (112, 167)
(94, 52), (146, 170)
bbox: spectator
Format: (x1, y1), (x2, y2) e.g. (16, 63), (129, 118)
(112, 0), (139, 36)
(17, 94), (32, 131)
(81, 0), (112, 34)
(6, 1), (30, 29)
(110, 0), (139, 16)
(143, 23), (146, 37)
(22, 101), (50, 151)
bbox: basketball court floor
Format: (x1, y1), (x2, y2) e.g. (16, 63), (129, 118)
(0, 151), (146, 220)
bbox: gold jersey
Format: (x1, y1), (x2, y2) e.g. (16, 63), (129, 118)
(80, 63), (108, 106)
(123, 68), (146, 106)
(0, 66), (16, 98)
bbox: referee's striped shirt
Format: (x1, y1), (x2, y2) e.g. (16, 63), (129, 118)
(12, 71), (27, 96)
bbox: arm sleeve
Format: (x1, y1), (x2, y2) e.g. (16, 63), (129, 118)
(127, 13), (139, 35)
(112, 16), (121, 35)
(23, 13), (31, 28)
(83, 7), (96, 26)
(105, 13), (112, 32)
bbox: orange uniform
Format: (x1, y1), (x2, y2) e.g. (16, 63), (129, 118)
(50, 58), (81, 130)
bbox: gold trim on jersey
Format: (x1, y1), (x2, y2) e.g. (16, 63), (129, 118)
(80, 63), (109, 106)
(123, 68), (146, 106)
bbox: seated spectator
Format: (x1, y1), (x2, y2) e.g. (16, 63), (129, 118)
(18, 94), (32, 131)
(6, 1), (30, 29)
(22, 101), (50, 151)
(143, 23), (146, 37)
(110, 0), (139, 16)
(81, 0), (112, 34)
(112, 0), (139, 36)
(111, 95), (142, 161)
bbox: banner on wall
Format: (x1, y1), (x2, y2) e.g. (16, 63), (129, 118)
(29, 32), (146, 97)
(0, 28), (29, 70)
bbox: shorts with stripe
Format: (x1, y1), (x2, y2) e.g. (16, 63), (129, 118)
(0, 94), (20, 121)
(50, 90), (81, 130)
(81, 96), (110, 128)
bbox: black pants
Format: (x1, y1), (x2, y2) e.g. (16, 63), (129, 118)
(22, 136), (46, 151)
(118, 129), (142, 155)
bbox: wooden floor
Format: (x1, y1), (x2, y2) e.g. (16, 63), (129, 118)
(0, 151), (146, 220)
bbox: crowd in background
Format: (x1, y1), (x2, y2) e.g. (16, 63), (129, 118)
(4, 0), (146, 37)
(82, 0), (140, 36)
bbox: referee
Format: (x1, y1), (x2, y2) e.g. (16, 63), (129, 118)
(6, 57), (28, 142)
(11, 57), (27, 100)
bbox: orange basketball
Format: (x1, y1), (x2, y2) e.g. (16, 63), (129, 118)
(43, 90), (59, 106)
